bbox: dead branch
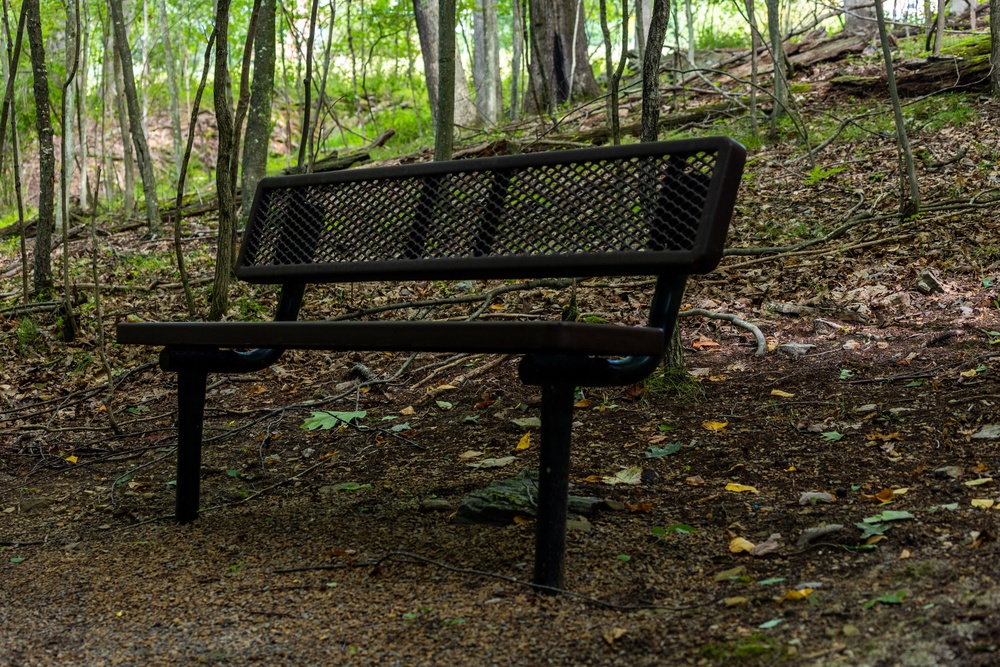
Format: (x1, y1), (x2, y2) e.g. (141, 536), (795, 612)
(679, 309), (767, 356)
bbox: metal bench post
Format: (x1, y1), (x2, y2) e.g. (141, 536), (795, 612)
(533, 381), (576, 589)
(175, 369), (208, 524)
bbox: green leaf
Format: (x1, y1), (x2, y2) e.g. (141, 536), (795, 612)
(645, 442), (682, 458)
(302, 410), (367, 430)
(435, 400), (453, 410)
(757, 577), (786, 586)
(390, 422), (412, 432)
(856, 521), (890, 540)
(335, 482), (372, 491)
(460, 415), (480, 424)
(865, 590), (907, 608)
(840, 369), (855, 380)
(820, 431), (844, 441)
(863, 510), (914, 524)
(664, 523), (698, 534)
(511, 417), (541, 428)
(9, 557), (26, 563)
(226, 469), (240, 478)
(657, 424), (678, 432)
(616, 554), (632, 562)
(650, 526), (667, 538)
(759, 618), (784, 629)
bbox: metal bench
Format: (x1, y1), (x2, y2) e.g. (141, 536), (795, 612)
(117, 137), (746, 589)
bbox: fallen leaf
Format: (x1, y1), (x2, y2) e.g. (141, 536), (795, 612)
(703, 420), (729, 431)
(512, 515), (531, 525)
(626, 502), (653, 513)
(685, 475), (706, 486)
(474, 400), (495, 409)
(458, 450), (484, 460)
(971, 498), (995, 509)
(724, 597), (749, 607)
(799, 491), (835, 505)
(692, 339), (720, 349)
(770, 389), (796, 398)
(751, 533), (782, 556)
(779, 588), (813, 602)
(467, 456), (517, 469)
(713, 565), (746, 582)
(874, 488), (895, 503)
(248, 384), (267, 395)
(602, 466), (644, 486)
(602, 627), (628, 646)
(866, 431), (903, 442)
(573, 399), (592, 408)
(516, 433), (532, 450)
(400, 406), (416, 416)
(726, 483), (759, 494)
(64, 455), (79, 464)
(511, 417), (541, 428)
(729, 537), (755, 553)
(964, 478), (993, 487)
(899, 549), (912, 559)
(960, 369), (978, 378)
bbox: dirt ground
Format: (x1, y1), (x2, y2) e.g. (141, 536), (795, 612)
(3, 97), (1000, 664)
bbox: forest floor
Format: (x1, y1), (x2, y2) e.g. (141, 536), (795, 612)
(2, 72), (1000, 664)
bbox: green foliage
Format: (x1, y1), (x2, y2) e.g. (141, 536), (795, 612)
(644, 368), (705, 403)
(301, 410), (367, 430)
(16, 317), (41, 356)
(805, 165), (846, 186)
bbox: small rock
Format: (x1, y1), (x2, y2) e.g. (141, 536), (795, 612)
(566, 516), (592, 532)
(934, 466), (963, 479)
(915, 269), (944, 295)
(854, 403), (879, 413)
(776, 342), (816, 357)
(19, 497), (53, 513)
(842, 624), (861, 637)
(972, 424), (1000, 440)
(419, 499), (453, 513)
(604, 500), (626, 511)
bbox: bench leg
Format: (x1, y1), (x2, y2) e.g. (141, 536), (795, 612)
(533, 382), (574, 591)
(175, 370), (208, 524)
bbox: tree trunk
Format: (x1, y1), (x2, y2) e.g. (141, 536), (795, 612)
(933, 0), (946, 55)
(684, 0), (695, 67)
(25, 0), (55, 295)
(745, 0), (760, 138)
(765, 0), (788, 128)
(874, 0), (920, 216)
(510, 0), (524, 120)
(413, 0), (479, 127)
(109, 0), (162, 234)
(473, 0), (502, 124)
(158, 0), (183, 182)
(599, 0), (628, 144)
(844, 0), (875, 34)
(640, 0), (669, 143)
(241, 0), (275, 223)
(526, 0), (601, 113)
(60, 0), (81, 341)
(209, 0), (236, 321)
(297, 0), (319, 170)
(76, 13), (89, 211)
(111, 26), (135, 216)
(435, 0), (456, 159)
(635, 0), (652, 62)
(992, 0), (1000, 96)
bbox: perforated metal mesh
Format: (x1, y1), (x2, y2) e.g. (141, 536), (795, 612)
(239, 144), (727, 282)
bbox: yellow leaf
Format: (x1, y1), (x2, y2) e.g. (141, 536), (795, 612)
(786, 465), (797, 472)
(582, 475), (604, 483)
(489, 304), (506, 311)
(964, 478), (993, 487)
(513, 515), (531, 525)
(702, 420), (729, 431)
(874, 488), (895, 503)
(400, 406), (416, 416)
(893, 487), (909, 496)
(729, 537), (755, 553)
(779, 588), (813, 603)
(971, 498), (995, 509)
(248, 384), (267, 395)
(458, 450), (484, 460)
(770, 389), (796, 398)
(65, 455), (79, 464)
(602, 627), (628, 646)
(724, 597), (749, 607)
(960, 369), (978, 378)
(516, 432), (531, 450)
(573, 398), (592, 408)
(726, 483), (759, 494)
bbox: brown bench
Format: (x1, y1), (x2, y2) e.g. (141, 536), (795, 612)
(117, 137), (746, 589)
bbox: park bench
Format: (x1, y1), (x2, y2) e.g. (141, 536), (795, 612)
(116, 137), (746, 588)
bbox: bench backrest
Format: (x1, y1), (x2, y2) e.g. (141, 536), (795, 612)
(238, 137), (746, 284)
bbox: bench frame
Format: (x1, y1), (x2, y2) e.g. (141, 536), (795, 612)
(118, 138), (746, 589)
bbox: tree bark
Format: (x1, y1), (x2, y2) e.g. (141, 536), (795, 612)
(435, 0), (456, 159)
(109, 0), (162, 234)
(765, 0), (788, 128)
(25, 0), (55, 295)
(991, 0), (1000, 96)
(158, 0), (183, 182)
(640, 0), (669, 143)
(111, 25), (135, 216)
(933, 0), (945, 55)
(874, 0), (920, 216)
(844, 0), (875, 34)
(526, 0), (601, 113)
(242, 0), (275, 222)
(413, 0), (478, 127)
(209, 0), (237, 321)
(510, 0), (525, 120)
(635, 0), (652, 62)
(473, 0), (502, 124)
